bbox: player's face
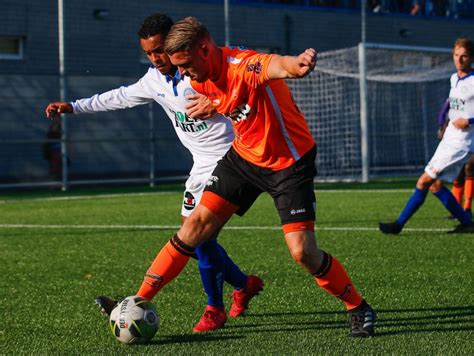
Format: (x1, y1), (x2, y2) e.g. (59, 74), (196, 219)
(169, 46), (209, 82)
(140, 34), (173, 75)
(453, 45), (474, 76)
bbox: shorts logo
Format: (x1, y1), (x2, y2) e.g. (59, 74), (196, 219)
(183, 191), (196, 210)
(206, 175), (219, 187)
(290, 208), (306, 215)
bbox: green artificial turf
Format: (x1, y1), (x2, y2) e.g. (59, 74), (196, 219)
(1, 182), (473, 354)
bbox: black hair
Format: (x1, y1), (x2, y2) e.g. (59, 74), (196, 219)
(138, 13), (174, 39)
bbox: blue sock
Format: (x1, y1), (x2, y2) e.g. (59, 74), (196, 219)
(397, 188), (428, 226)
(434, 186), (472, 225)
(196, 240), (225, 307)
(217, 244), (247, 290)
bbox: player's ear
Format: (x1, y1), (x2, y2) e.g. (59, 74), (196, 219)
(201, 42), (210, 58)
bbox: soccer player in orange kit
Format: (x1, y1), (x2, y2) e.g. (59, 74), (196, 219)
(126, 16), (376, 337)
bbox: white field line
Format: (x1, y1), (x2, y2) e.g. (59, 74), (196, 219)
(0, 189), (413, 204)
(0, 223), (447, 233)
(0, 191), (176, 204)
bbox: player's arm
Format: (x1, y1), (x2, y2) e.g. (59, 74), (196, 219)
(266, 48), (317, 80)
(45, 74), (155, 119)
(437, 99), (450, 139)
(185, 93), (217, 119)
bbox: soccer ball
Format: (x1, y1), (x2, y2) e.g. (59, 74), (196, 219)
(109, 295), (160, 344)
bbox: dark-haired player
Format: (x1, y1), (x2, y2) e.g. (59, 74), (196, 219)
(45, 13), (263, 333)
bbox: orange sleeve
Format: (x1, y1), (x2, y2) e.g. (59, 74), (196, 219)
(238, 52), (274, 88)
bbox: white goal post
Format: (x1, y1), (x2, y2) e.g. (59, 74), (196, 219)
(287, 43), (453, 182)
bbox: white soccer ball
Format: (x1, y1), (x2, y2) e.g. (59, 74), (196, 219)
(109, 295), (160, 344)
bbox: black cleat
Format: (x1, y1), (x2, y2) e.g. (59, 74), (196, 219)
(348, 300), (376, 337)
(95, 296), (118, 317)
(448, 222), (474, 234)
(379, 221), (403, 235)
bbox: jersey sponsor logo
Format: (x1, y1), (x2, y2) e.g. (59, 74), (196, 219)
(290, 208), (306, 215)
(169, 108), (209, 132)
(183, 191), (196, 210)
(223, 102), (252, 122)
(206, 175), (219, 187)
(449, 97), (465, 111)
(246, 61), (263, 74)
(156, 93), (165, 98)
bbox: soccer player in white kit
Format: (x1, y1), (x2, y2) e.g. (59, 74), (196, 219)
(45, 13), (263, 333)
(379, 37), (474, 234)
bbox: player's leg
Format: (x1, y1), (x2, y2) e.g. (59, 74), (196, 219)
(199, 148), (266, 320)
(462, 156), (474, 216)
(136, 203), (231, 302)
(451, 168), (465, 207)
(379, 172), (432, 234)
(283, 228), (375, 337)
(380, 141), (472, 234)
(269, 145), (375, 337)
(180, 177), (250, 330)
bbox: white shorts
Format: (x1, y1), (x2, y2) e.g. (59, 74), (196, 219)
(181, 172), (211, 217)
(425, 139), (471, 182)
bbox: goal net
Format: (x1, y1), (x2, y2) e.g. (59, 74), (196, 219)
(287, 44), (453, 182)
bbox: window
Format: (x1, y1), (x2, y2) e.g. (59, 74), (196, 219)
(0, 36), (23, 60)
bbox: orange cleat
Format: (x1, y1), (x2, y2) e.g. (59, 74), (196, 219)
(193, 305), (227, 333)
(229, 275), (264, 318)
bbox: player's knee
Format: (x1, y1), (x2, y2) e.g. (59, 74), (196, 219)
(417, 173), (435, 190)
(429, 180), (443, 193)
(286, 233), (319, 267)
(179, 206), (221, 246)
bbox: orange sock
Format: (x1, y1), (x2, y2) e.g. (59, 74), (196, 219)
(313, 252), (363, 310)
(464, 177), (473, 210)
(136, 235), (193, 301)
(452, 180), (464, 205)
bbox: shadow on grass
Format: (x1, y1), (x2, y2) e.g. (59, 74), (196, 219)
(147, 333), (244, 345)
(225, 305), (474, 337)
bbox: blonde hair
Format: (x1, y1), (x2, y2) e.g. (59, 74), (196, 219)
(453, 37), (474, 57)
(164, 16), (210, 55)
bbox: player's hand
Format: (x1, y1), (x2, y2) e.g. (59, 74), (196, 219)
(45, 102), (73, 119)
(452, 117), (469, 130)
(295, 48), (317, 78)
(185, 94), (217, 119)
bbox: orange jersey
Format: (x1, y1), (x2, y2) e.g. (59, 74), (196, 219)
(191, 47), (315, 171)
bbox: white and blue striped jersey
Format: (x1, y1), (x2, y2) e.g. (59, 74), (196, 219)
(71, 67), (234, 175)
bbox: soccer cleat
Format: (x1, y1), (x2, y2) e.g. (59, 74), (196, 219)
(448, 222), (474, 234)
(229, 275), (264, 317)
(378, 221), (403, 235)
(348, 300), (376, 337)
(193, 305), (227, 333)
(95, 295), (118, 317)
